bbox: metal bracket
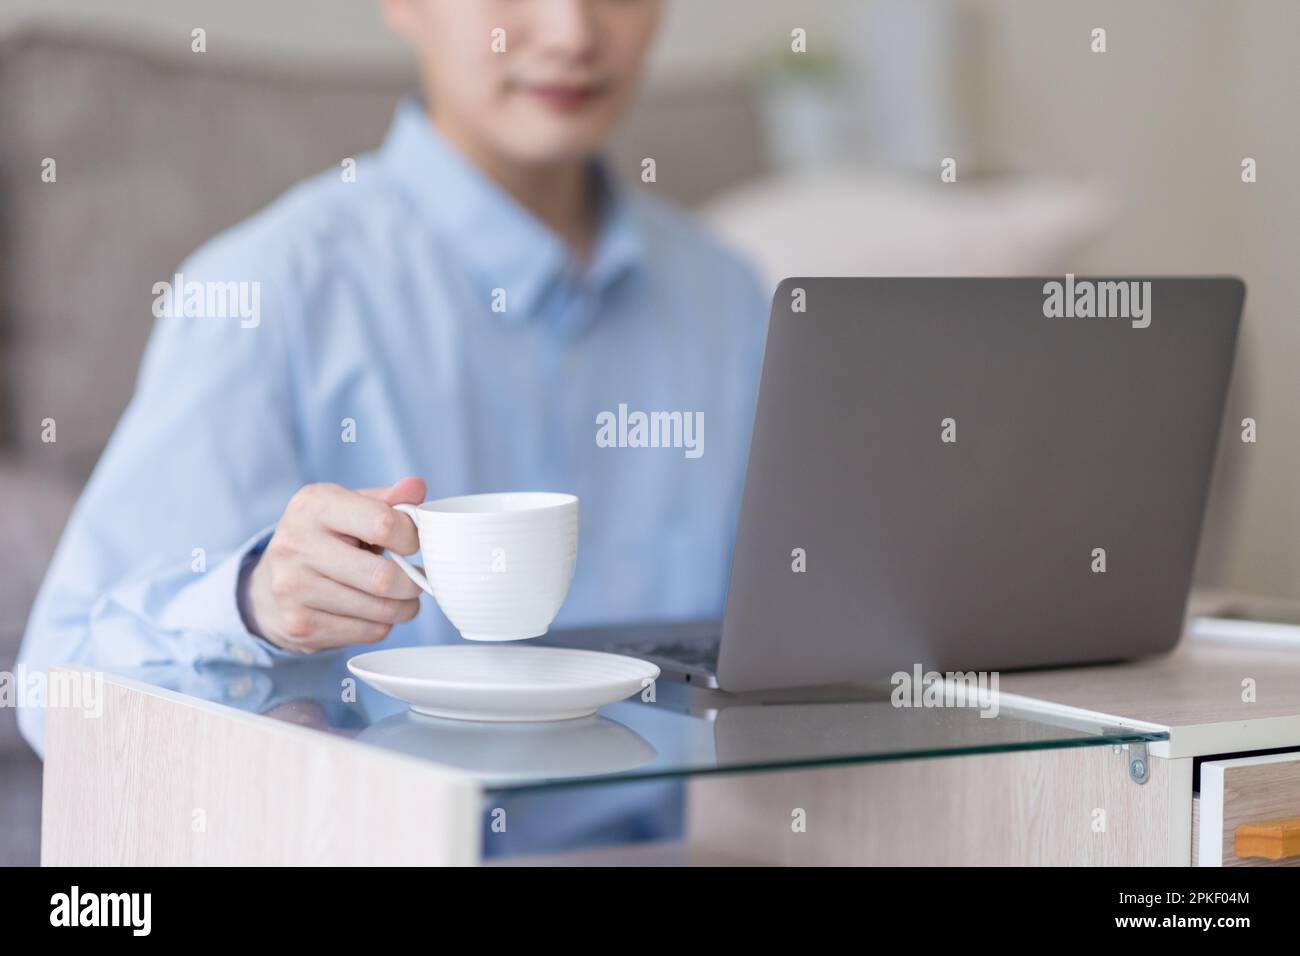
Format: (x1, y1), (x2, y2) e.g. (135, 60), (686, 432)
(1127, 742), (1151, 785)
(1109, 740), (1151, 785)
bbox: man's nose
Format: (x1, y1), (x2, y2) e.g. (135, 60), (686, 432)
(533, 0), (600, 62)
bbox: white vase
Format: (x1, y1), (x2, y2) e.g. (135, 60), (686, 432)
(759, 78), (844, 172)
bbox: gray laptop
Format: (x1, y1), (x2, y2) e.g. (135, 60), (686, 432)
(544, 277), (1244, 693)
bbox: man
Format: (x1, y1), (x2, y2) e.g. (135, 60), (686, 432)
(18, 0), (767, 850)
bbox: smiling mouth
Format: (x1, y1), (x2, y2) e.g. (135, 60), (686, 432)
(522, 82), (609, 112)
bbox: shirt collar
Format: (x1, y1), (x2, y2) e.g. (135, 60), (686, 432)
(378, 98), (644, 327)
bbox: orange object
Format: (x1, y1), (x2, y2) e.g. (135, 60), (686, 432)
(1235, 816), (1300, 861)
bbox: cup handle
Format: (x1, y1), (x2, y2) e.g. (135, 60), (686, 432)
(388, 503), (432, 596)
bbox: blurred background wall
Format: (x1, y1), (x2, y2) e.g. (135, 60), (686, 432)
(1, 0), (1298, 863)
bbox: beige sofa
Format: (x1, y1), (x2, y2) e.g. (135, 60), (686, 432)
(0, 26), (768, 865)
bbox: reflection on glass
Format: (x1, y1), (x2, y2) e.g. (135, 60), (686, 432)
(112, 657), (1166, 795)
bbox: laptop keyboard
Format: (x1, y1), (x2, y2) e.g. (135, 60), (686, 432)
(611, 639), (719, 672)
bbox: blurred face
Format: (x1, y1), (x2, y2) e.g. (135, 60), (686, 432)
(384, 0), (662, 167)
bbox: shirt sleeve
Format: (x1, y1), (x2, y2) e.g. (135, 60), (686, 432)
(16, 227), (307, 757)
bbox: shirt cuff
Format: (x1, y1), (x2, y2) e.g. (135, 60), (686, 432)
(160, 524), (297, 665)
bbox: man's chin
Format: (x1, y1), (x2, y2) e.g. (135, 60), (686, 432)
(497, 118), (618, 166)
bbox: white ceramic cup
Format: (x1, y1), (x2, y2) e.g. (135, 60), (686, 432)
(389, 492), (579, 642)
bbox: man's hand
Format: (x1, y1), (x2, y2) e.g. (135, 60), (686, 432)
(245, 476), (426, 652)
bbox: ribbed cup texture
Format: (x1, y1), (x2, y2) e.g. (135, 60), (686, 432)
(420, 504), (578, 639)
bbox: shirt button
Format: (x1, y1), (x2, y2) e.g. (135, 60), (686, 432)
(226, 676), (254, 699)
(228, 643), (255, 665)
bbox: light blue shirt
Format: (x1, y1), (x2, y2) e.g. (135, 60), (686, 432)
(17, 101), (768, 851)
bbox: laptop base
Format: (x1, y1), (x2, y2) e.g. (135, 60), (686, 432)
(538, 620), (722, 688)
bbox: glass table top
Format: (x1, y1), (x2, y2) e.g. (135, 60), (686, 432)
(117, 642), (1167, 796)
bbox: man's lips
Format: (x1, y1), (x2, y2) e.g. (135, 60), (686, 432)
(522, 82), (607, 112)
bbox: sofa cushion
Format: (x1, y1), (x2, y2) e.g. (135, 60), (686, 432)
(0, 455), (81, 756)
(0, 29), (415, 478)
(701, 168), (1118, 287)
(0, 456), (81, 658)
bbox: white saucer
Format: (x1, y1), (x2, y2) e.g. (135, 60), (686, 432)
(347, 645), (660, 722)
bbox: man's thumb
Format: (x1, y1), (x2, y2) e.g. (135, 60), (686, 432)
(358, 476), (426, 506)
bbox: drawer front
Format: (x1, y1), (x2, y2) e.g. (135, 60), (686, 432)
(1198, 752), (1300, 867)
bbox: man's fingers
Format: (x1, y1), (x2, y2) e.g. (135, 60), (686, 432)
(255, 479), (431, 653)
(357, 476), (426, 506)
(297, 573), (421, 626)
(276, 606), (392, 650)
(306, 533), (424, 600)
(302, 483), (420, 553)
(354, 477), (425, 552)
